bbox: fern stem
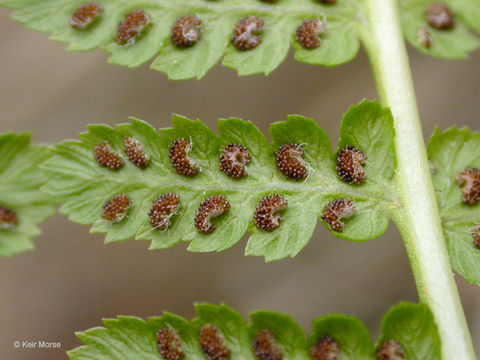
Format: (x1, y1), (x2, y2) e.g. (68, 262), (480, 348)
(362, 0), (475, 358)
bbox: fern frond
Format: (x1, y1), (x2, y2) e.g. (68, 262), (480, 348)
(0, 0), (361, 79)
(428, 126), (480, 286)
(400, 0), (480, 58)
(41, 100), (398, 261)
(67, 302), (440, 360)
(1, 1), (478, 78)
(0, 133), (56, 256)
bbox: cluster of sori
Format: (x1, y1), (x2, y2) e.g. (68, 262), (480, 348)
(457, 168), (480, 248)
(94, 137), (149, 170)
(69, 1), (457, 53)
(97, 137), (367, 186)
(0, 205), (18, 230)
(93, 136), (367, 234)
(68, 1), (334, 51)
(154, 323), (406, 360)
(417, 2), (456, 49)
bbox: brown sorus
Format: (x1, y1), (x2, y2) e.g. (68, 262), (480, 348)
(102, 194), (130, 223)
(457, 167), (480, 205)
(317, 0), (337, 4)
(426, 3), (455, 30)
(473, 224), (480, 248)
(254, 194), (288, 231)
(194, 195), (230, 234)
(149, 193), (180, 230)
(198, 324), (231, 360)
(169, 138), (198, 177)
(296, 19), (326, 49)
(171, 15), (202, 47)
(321, 199), (355, 232)
(376, 340), (405, 360)
(311, 336), (341, 360)
(276, 144), (308, 180)
(231, 16), (265, 51)
(70, 2), (103, 29)
(336, 145), (366, 184)
(252, 330), (283, 360)
(417, 27), (433, 49)
(219, 143), (251, 179)
(124, 136), (148, 168)
(94, 141), (124, 170)
(115, 9), (150, 45)
(0, 205), (18, 229)
(156, 327), (184, 360)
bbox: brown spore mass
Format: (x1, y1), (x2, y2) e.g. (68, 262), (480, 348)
(457, 167), (480, 205)
(252, 329), (283, 360)
(102, 194), (130, 222)
(426, 3), (455, 30)
(219, 143), (251, 179)
(198, 324), (231, 360)
(275, 144), (308, 180)
(149, 192), (180, 230)
(194, 195), (230, 234)
(321, 198), (355, 232)
(156, 327), (184, 360)
(310, 336), (341, 360)
(231, 16), (265, 51)
(124, 136), (148, 168)
(171, 15), (202, 47)
(254, 194), (288, 231)
(115, 9), (150, 45)
(417, 27), (434, 48)
(336, 145), (366, 184)
(94, 141), (124, 170)
(0, 205), (18, 229)
(376, 340), (405, 360)
(169, 138), (198, 177)
(472, 223), (480, 248)
(296, 19), (326, 49)
(70, 2), (103, 29)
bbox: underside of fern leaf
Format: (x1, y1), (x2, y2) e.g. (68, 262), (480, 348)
(41, 100), (398, 261)
(400, 0), (480, 58)
(67, 302), (441, 360)
(428, 126), (480, 286)
(1, 0), (478, 79)
(0, 133), (56, 257)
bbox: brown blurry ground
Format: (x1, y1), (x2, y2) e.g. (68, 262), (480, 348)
(1, 8), (480, 360)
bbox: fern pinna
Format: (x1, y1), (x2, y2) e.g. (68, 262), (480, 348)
(0, 133), (55, 257)
(0, 0), (478, 80)
(41, 100), (396, 261)
(35, 99), (480, 286)
(68, 302), (441, 360)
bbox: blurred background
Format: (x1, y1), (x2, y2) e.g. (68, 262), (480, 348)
(1, 7), (480, 359)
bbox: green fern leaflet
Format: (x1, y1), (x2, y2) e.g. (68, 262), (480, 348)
(68, 302), (441, 360)
(1, 0), (478, 79)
